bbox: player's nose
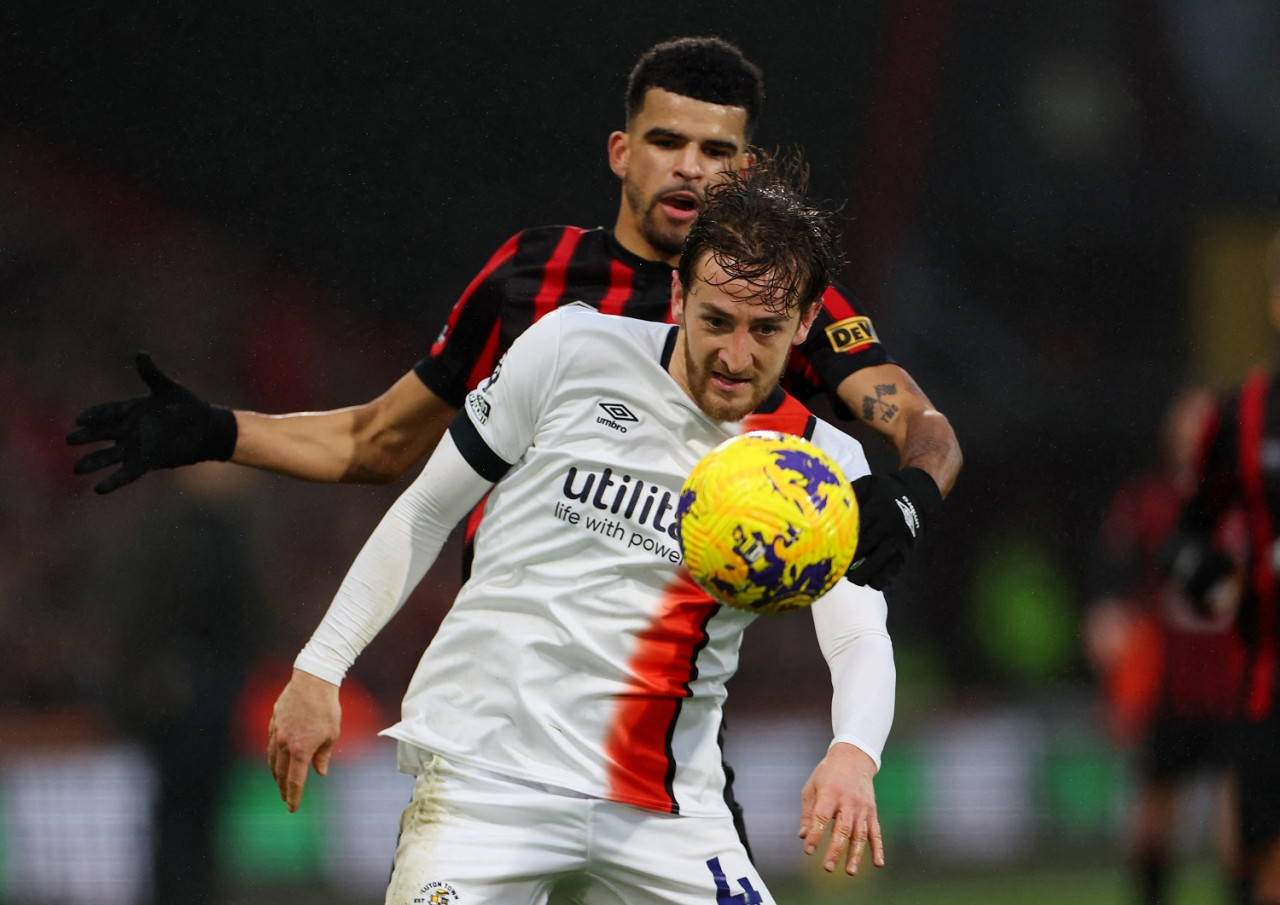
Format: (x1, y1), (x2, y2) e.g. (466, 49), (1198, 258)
(674, 146), (704, 181)
(719, 331), (752, 374)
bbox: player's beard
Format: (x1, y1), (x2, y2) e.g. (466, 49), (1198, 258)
(624, 179), (701, 260)
(681, 344), (782, 423)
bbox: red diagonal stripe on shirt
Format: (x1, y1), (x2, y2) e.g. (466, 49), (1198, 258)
(599, 257), (637, 316)
(1238, 369), (1276, 719)
(464, 320), (503, 393)
(431, 233), (520, 357)
(532, 228), (584, 322)
(605, 570), (718, 813)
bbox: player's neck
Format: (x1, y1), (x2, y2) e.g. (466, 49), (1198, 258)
(612, 211), (680, 268)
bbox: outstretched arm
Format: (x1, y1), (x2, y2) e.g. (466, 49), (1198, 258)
(836, 363), (961, 589)
(234, 370), (457, 483)
(68, 354), (457, 491)
(267, 426), (495, 810)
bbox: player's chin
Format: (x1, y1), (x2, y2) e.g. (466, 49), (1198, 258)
(703, 394), (757, 423)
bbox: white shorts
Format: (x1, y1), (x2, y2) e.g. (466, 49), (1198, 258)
(383, 753), (773, 905)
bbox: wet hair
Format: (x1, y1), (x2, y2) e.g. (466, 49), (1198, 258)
(678, 150), (844, 315)
(625, 37), (764, 137)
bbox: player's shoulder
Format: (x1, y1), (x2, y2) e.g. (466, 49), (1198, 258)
(551, 303), (668, 342)
(508, 224), (605, 254)
(819, 278), (863, 313)
(527, 307), (668, 376)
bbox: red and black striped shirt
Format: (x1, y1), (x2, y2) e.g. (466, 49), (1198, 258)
(1185, 369), (1280, 720)
(414, 225), (894, 410)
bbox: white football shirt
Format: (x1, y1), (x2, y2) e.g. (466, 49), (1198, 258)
(298, 305), (892, 818)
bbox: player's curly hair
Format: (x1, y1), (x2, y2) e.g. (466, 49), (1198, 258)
(678, 150), (845, 315)
(625, 37), (764, 138)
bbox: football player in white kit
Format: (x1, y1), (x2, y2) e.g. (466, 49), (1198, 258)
(268, 155), (896, 904)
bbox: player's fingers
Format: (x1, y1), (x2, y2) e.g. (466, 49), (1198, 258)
(135, 352), (175, 395)
(840, 823), (868, 876)
(95, 466), (141, 495)
(271, 743), (291, 803)
(66, 427), (101, 447)
(267, 723), (287, 797)
(72, 446), (124, 476)
(823, 821), (856, 873)
(72, 399), (135, 431)
(313, 740), (333, 778)
(801, 811), (830, 855)
(850, 547), (903, 590)
(283, 741), (313, 812)
(797, 780), (817, 838)
(847, 545), (892, 586)
(868, 815), (886, 869)
(266, 716), (279, 773)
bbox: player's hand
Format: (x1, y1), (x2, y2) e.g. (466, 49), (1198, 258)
(799, 742), (884, 875)
(1162, 532), (1238, 617)
(267, 668), (341, 812)
(66, 352), (238, 493)
(847, 467), (942, 590)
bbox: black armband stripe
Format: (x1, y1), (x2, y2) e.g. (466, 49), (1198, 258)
(448, 412), (513, 483)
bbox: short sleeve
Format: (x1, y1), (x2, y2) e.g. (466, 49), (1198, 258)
(458, 308), (565, 468)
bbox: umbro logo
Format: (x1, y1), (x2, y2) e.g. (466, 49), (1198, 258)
(597, 402), (639, 433)
(599, 402), (638, 422)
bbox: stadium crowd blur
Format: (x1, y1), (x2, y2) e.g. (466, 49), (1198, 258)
(0, 132), (440, 732)
(2, 2), (1280, 901)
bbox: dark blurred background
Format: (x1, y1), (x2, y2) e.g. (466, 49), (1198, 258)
(1, 1), (1278, 903)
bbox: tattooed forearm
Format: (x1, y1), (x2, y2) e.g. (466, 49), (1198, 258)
(861, 383), (900, 424)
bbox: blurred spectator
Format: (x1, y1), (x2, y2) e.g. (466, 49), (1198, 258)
(1171, 230), (1280, 905)
(1084, 383), (1244, 905)
(100, 465), (263, 904)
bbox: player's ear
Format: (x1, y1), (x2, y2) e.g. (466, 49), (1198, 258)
(739, 146), (756, 175)
(670, 270), (687, 325)
(792, 300), (822, 346)
(608, 131), (629, 179)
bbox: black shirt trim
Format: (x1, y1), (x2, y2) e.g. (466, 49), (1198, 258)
(448, 412), (512, 483)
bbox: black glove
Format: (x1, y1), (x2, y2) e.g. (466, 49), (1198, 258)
(847, 467), (942, 590)
(1163, 533), (1236, 616)
(66, 353), (238, 494)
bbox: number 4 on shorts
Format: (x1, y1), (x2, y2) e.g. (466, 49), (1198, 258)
(705, 857), (763, 905)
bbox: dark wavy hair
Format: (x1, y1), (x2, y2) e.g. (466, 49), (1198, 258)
(677, 151), (844, 316)
(625, 37), (764, 138)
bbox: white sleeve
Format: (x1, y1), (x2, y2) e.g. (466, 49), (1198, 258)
(809, 579), (895, 770)
(464, 309), (563, 465)
(293, 431), (494, 685)
(293, 312), (567, 685)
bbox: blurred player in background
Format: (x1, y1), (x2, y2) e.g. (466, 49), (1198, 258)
(68, 36), (961, 593)
(102, 466), (263, 905)
(267, 158), (895, 904)
(1168, 230), (1280, 905)
(1084, 384), (1243, 905)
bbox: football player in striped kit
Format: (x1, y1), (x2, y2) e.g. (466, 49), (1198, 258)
(69, 37), (960, 594)
(268, 156), (896, 904)
(1168, 231), (1280, 905)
